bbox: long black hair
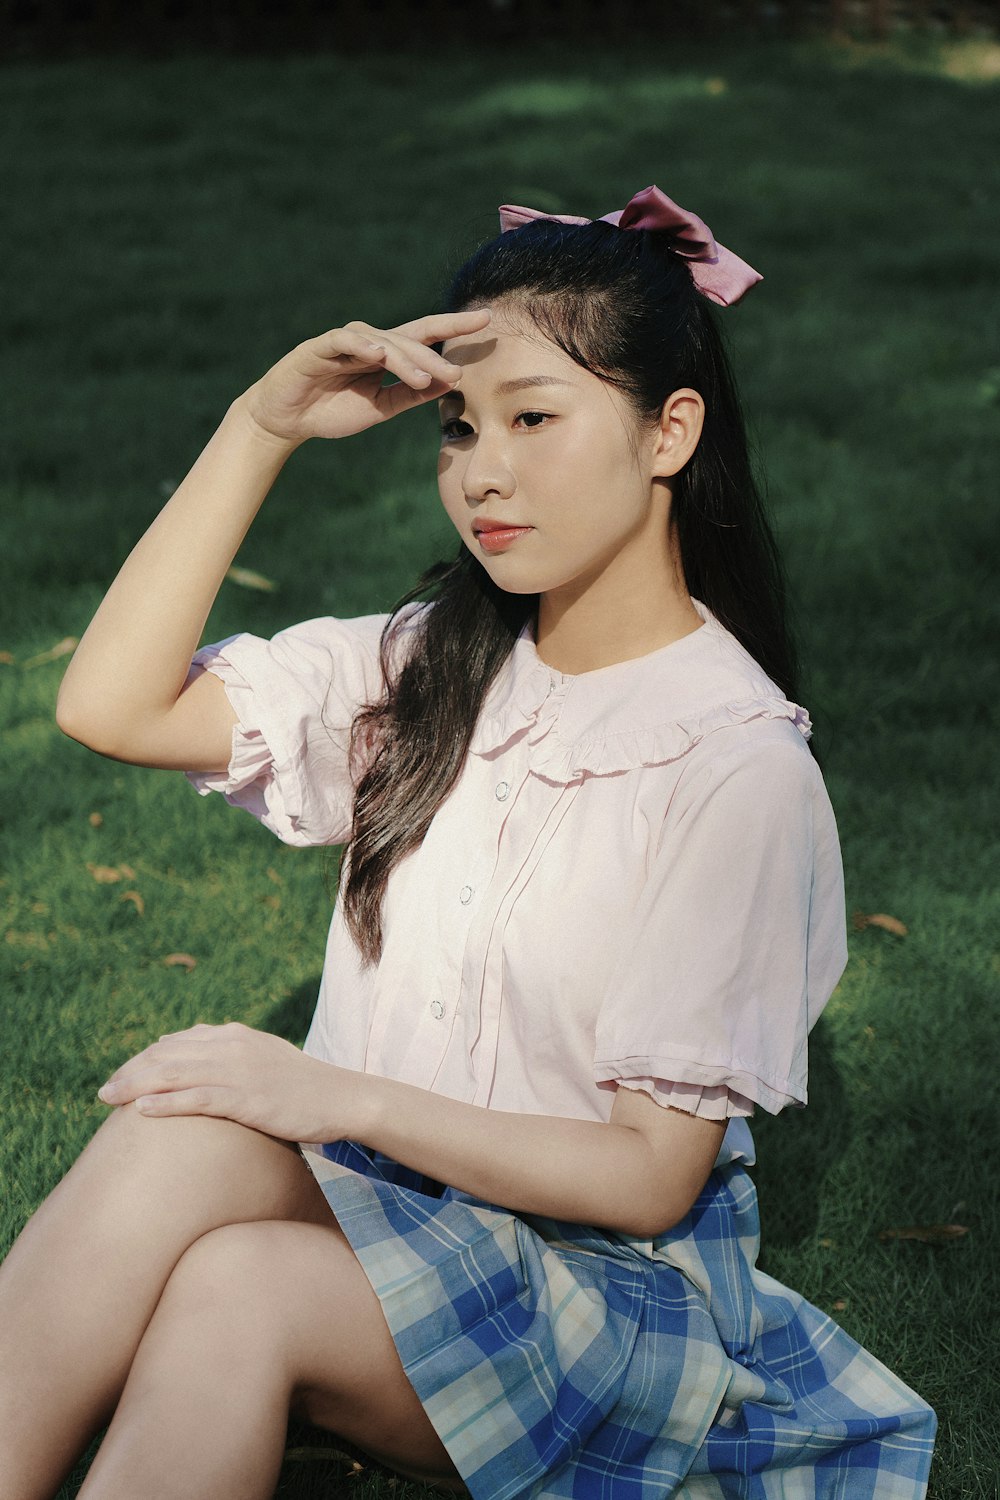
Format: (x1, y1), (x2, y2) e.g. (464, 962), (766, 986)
(342, 217), (801, 965)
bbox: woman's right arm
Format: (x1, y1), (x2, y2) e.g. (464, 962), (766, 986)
(55, 311), (489, 771)
(56, 399), (299, 771)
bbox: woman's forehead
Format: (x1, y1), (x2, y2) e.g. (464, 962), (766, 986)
(441, 313), (584, 383)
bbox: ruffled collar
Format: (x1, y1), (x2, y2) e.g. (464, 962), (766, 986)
(468, 597), (812, 786)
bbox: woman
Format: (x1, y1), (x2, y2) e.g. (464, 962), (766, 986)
(0, 187), (937, 1499)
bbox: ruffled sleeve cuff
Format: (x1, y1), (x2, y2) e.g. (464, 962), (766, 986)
(186, 644), (276, 801)
(611, 1076), (755, 1121)
(182, 636), (320, 846)
(182, 633), (353, 847)
(183, 609), (425, 848)
(596, 1052), (804, 1117)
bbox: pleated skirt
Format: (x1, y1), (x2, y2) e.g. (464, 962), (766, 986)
(299, 1139), (936, 1499)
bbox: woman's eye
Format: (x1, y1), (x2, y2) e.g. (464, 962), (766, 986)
(516, 411), (550, 429)
(440, 418), (473, 441)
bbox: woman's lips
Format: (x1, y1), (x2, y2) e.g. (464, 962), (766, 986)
(475, 526), (534, 554)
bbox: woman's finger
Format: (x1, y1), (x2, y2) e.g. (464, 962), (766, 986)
(100, 1034), (203, 1088)
(133, 1087), (221, 1118)
(309, 324), (448, 392)
(98, 1072), (172, 1104)
(334, 309), (489, 352)
(316, 315), (478, 386)
(375, 372), (456, 422)
(308, 324), (389, 366)
(392, 308), (492, 344)
(155, 1023), (218, 1042)
(350, 327), (462, 390)
(99, 1051), (211, 1103)
(376, 321), (473, 380)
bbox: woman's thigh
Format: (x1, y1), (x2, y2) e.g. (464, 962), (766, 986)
(159, 1217), (465, 1489)
(32, 1103), (333, 1251)
(0, 1110), (338, 1493)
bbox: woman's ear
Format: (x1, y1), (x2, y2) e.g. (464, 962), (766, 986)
(651, 388), (705, 478)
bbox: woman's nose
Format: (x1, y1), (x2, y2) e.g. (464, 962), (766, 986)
(461, 433), (515, 503)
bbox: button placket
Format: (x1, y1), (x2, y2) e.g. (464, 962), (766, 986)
(469, 777), (585, 1107)
(438, 749), (527, 1077)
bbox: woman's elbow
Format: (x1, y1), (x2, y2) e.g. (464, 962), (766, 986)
(55, 683), (91, 744)
(55, 683), (126, 759)
(608, 1190), (696, 1240)
(56, 687), (101, 751)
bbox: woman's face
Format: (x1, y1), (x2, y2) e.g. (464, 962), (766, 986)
(437, 308), (686, 607)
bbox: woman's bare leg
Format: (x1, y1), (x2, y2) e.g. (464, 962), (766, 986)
(76, 1219), (463, 1500)
(0, 1103), (331, 1500)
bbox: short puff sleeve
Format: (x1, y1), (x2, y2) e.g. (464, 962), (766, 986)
(185, 606), (423, 847)
(594, 729), (848, 1116)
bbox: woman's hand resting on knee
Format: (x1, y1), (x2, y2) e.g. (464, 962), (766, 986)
(97, 1022), (352, 1144)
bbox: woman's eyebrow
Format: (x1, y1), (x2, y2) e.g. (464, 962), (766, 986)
(438, 375), (574, 410)
(494, 375), (573, 396)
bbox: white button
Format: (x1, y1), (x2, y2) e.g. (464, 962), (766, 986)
(430, 999), (445, 1020)
(459, 885), (473, 905)
(495, 781), (510, 801)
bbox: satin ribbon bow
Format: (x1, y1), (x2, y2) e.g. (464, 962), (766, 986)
(497, 184), (761, 307)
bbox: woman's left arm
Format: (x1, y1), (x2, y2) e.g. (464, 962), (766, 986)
(97, 1024), (725, 1237)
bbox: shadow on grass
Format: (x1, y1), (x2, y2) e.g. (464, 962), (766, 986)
(752, 1019), (850, 1251)
(265, 976), (326, 1049)
(57, 1421), (443, 1500)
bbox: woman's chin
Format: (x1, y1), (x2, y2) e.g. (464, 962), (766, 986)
(470, 553), (548, 597)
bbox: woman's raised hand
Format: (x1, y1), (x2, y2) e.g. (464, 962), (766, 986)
(239, 308), (491, 447)
(54, 306), (491, 772)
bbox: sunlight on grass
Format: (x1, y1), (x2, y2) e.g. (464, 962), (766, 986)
(445, 71), (728, 129)
(811, 32), (1000, 83)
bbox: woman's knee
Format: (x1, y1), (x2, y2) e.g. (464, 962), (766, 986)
(159, 1220), (299, 1326)
(56, 1105), (329, 1239)
(158, 1220), (462, 1488)
(161, 1220), (368, 1384)
(157, 1220), (343, 1378)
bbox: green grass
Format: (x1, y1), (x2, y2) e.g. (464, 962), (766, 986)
(2, 32), (999, 1499)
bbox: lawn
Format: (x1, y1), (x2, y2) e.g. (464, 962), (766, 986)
(1, 30), (998, 1499)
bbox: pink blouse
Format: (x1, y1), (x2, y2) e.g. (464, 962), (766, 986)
(186, 597), (848, 1171)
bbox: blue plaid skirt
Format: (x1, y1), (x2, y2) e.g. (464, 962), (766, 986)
(299, 1140), (936, 1499)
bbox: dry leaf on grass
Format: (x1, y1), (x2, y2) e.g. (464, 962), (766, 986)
(878, 1224), (969, 1245)
(87, 863), (123, 884)
(5, 930), (49, 949)
(119, 891), (145, 915)
(0, 651), (14, 665)
(88, 811), (103, 827)
(226, 565), (277, 592)
(23, 637), (78, 669)
(852, 911), (908, 937)
(162, 952), (197, 970)
(832, 1298), (848, 1311)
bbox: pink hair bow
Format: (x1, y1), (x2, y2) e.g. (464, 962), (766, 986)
(497, 184), (762, 307)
